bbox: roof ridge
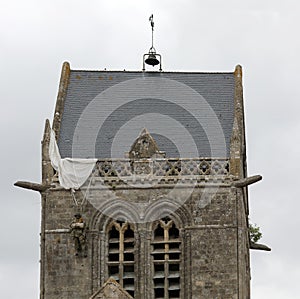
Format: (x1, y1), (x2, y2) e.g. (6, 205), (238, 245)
(69, 69), (235, 74)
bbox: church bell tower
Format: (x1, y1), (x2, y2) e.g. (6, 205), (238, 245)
(14, 16), (269, 299)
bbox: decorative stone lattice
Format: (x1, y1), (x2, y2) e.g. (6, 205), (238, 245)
(95, 158), (229, 178)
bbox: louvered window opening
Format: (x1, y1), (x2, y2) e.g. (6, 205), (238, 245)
(152, 218), (181, 299)
(108, 221), (135, 297)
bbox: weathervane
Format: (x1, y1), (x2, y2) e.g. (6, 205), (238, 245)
(143, 14), (162, 71)
(149, 14), (155, 49)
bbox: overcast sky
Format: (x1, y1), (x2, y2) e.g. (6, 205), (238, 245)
(1, 0), (300, 298)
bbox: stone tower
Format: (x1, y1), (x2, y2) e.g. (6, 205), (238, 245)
(15, 62), (265, 298)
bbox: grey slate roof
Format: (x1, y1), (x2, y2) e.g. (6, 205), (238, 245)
(58, 70), (235, 159)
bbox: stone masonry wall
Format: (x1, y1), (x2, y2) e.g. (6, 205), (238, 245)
(41, 183), (249, 299)
(43, 190), (92, 299)
(189, 188), (240, 299)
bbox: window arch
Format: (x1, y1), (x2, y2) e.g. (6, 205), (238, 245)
(107, 221), (135, 297)
(151, 217), (181, 299)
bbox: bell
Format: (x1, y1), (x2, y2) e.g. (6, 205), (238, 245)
(145, 53), (160, 66)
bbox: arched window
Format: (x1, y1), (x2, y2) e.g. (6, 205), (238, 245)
(107, 221), (135, 297)
(152, 217), (181, 299)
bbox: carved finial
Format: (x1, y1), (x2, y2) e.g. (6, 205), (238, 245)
(52, 61), (71, 138)
(234, 64), (243, 78)
(42, 118), (54, 183)
(129, 128), (160, 159)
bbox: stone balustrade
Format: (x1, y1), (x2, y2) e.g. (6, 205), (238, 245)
(95, 158), (230, 178)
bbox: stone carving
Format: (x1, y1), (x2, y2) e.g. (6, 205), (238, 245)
(70, 213), (87, 257)
(129, 128), (162, 159)
(96, 158), (229, 178)
(89, 278), (133, 299)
